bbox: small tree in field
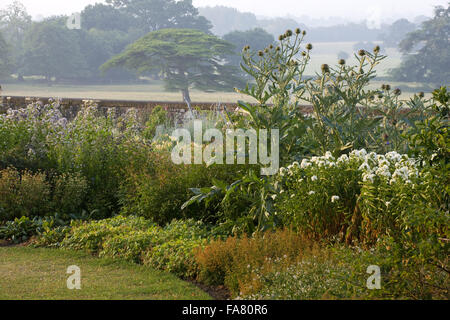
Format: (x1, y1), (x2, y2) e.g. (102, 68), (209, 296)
(101, 28), (243, 104)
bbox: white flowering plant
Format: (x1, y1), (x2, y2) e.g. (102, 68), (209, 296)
(275, 149), (445, 244)
(276, 151), (363, 240)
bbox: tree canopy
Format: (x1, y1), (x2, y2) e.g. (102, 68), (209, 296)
(101, 28), (243, 103)
(21, 19), (88, 82)
(0, 32), (12, 79)
(380, 18), (417, 48)
(0, 1), (31, 78)
(391, 5), (450, 85)
(81, 3), (137, 33)
(223, 28), (275, 76)
(105, 0), (212, 33)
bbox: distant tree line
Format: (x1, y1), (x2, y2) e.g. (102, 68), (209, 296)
(0, 1), (447, 87)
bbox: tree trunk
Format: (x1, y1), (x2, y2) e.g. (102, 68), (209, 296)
(182, 88), (191, 106)
(182, 88), (195, 117)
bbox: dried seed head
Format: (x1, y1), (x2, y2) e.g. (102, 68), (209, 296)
(302, 30), (307, 36)
(338, 59), (346, 65)
(258, 50), (264, 57)
(321, 64), (330, 74)
(306, 43), (313, 50)
(381, 84), (386, 90)
(269, 44), (274, 49)
(394, 88), (401, 96)
(418, 91), (425, 98)
(279, 35), (285, 41)
(295, 28), (301, 34)
(374, 45), (380, 54)
(358, 49), (366, 57)
(385, 84), (391, 91)
(276, 46), (281, 52)
(301, 51), (307, 56)
(285, 29), (293, 37)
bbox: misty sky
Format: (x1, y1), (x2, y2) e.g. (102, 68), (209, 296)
(0, 0), (448, 22)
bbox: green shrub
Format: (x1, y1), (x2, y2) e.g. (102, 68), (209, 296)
(51, 172), (89, 216)
(33, 226), (71, 248)
(0, 216), (41, 243)
(142, 105), (171, 139)
(60, 215), (155, 252)
(0, 167), (51, 221)
(0, 215), (62, 244)
(143, 238), (207, 278)
(44, 216), (213, 279)
(100, 228), (161, 263)
(119, 149), (245, 225)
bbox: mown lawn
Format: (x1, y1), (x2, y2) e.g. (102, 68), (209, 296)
(0, 246), (211, 300)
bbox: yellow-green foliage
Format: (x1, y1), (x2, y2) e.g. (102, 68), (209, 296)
(0, 167), (50, 221)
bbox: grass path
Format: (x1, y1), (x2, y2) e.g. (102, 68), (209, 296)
(0, 246), (211, 300)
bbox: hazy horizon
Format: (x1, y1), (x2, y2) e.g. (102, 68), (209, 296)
(0, 0), (448, 26)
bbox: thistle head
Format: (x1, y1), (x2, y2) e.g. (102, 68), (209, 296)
(358, 49), (366, 57)
(306, 43), (313, 51)
(295, 28), (301, 35)
(338, 59), (346, 65)
(321, 64), (330, 74)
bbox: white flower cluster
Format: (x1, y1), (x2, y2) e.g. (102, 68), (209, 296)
(280, 149), (419, 186)
(357, 150), (418, 185)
